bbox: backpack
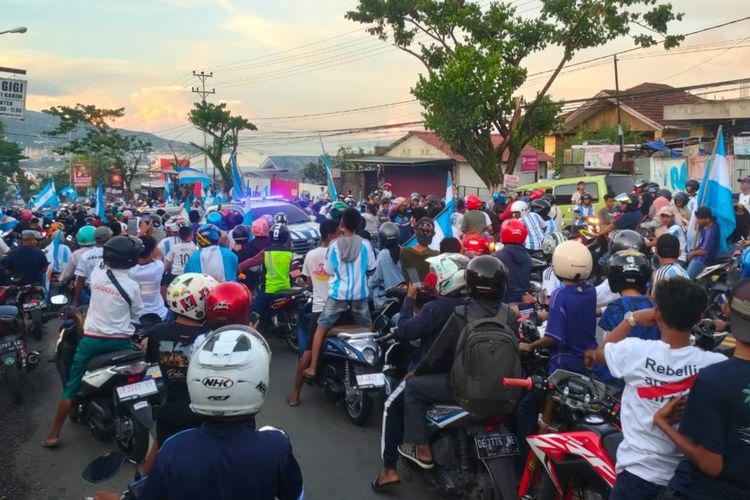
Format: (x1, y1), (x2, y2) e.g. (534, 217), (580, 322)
(450, 304), (523, 417)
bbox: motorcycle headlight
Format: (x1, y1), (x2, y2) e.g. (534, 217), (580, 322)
(362, 346), (378, 365)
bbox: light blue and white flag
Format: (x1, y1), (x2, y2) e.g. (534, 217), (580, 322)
(95, 181), (107, 222)
(687, 126), (735, 253)
(403, 173), (459, 251)
(319, 135), (338, 200)
(60, 185), (78, 202)
(32, 181), (60, 211)
(165, 174), (174, 204)
(263, 184), (270, 197)
(231, 154), (247, 199)
(14, 186), (22, 201)
(0, 217), (18, 233)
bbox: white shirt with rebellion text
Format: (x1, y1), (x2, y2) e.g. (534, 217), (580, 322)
(165, 241), (197, 276)
(84, 264), (145, 338)
(74, 247), (104, 284)
(604, 338), (726, 485)
(302, 246), (330, 313)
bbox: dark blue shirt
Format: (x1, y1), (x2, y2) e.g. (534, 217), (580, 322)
(545, 283), (597, 374)
(669, 357), (750, 499)
(494, 244), (532, 303)
(142, 421), (303, 500)
(613, 210), (642, 231)
(4, 245), (48, 285)
(695, 223), (720, 265)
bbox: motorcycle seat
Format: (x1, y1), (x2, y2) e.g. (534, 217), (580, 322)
(603, 432), (623, 462)
(0, 305), (19, 318)
(270, 287), (306, 298)
(330, 325), (373, 337)
(86, 349), (143, 371)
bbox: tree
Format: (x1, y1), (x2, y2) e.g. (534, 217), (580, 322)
(302, 146), (367, 184)
(43, 103), (153, 187)
(0, 120), (29, 201)
(187, 101), (257, 189)
(346, 0), (682, 189)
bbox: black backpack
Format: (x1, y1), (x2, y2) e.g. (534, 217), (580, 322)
(450, 304), (523, 417)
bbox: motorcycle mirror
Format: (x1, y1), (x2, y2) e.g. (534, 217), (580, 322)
(81, 451), (126, 483)
(528, 281), (542, 294)
(50, 295), (69, 306)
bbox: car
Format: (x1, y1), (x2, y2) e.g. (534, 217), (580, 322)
(517, 174), (634, 228)
(204, 199), (320, 255)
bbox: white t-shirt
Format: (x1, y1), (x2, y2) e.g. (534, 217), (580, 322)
(542, 266), (561, 298)
(75, 247), (104, 284)
(302, 246), (330, 312)
(165, 241), (198, 276)
(157, 236), (182, 259)
(596, 279), (619, 307)
(604, 338), (726, 485)
(84, 265), (145, 337)
(129, 260), (168, 320)
(739, 192), (750, 213)
(61, 247), (90, 282)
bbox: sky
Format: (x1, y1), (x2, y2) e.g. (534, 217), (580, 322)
(2, 0), (750, 166)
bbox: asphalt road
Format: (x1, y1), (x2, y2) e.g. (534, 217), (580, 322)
(0, 320), (442, 500)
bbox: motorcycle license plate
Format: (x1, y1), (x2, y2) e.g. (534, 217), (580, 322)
(0, 339), (23, 353)
(145, 365), (162, 380)
(474, 432), (520, 460)
(116, 379), (158, 402)
(356, 373), (385, 388)
(23, 301), (45, 310)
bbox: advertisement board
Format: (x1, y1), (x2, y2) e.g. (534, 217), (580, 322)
(584, 145), (621, 170)
(0, 78), (26, 119)
(521, 155), (538, 172)
(110, 169), (124, 187)
(503, 174), (520, 189)
(72, 163), (92, 187)
(734, 136), (750, 156)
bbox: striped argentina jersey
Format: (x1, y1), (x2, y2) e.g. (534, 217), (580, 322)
(652, 263), (689, 287)
(523, 212), (547, 251)
(325, 237), (376, 301)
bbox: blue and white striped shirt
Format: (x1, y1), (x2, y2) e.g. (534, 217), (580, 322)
(523, 213), (547, 251)
(652, 263), (689, 288)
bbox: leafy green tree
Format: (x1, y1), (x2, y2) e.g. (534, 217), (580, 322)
(0, 120), (30, 201)
(346, 0), (682, 189)
(187, 101), (257, 189)
(303, 146), (367, 183)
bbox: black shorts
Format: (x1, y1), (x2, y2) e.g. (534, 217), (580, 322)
(161, 272), (176, 287)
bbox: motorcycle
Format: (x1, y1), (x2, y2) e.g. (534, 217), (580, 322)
(0, 305), (40, 403)
(503, 370), (622, 499)
(52, 295), (163, 463)
(10, 277), (47, 340)
(696, 256), (740, 312)
(251, 287), (310, 352)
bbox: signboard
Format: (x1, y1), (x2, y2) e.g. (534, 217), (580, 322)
(734, 136), (750, 156)
(583, 145), (620, 170)
(72, 163), (92, 187)
(0, 77), (27, 119)
(159, 158), (190, 170)
(521, 154), (538, 172)
(270, 178), (299, 199)
(110, 169), (124, 187)
(503, 174), (520, 189)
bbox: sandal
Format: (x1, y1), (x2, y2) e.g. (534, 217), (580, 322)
(41, 438), (60, 449)
(397, 443), (434, 469)
(286, 397), (300, 407)
(371, 476), (401, 493)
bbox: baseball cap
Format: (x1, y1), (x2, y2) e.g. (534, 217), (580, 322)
(738, 176), (750, 183)
(21, 230), (42, 241)
(728, 278), (750, 343)
(657, 206), (675, 217)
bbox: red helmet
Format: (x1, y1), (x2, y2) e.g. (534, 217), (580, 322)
(206, 282), (252, 326)
(465, 194), (482, 211)
(500, 218), (528, 245)
(530, 188), (545, 201)
(20, 209), (32, 221)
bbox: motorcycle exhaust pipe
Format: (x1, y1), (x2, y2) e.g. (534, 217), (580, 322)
(26, 351), (41, 370)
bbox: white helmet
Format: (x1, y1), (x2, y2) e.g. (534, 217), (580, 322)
(187, 325), (271, 417)
(510, 200), (529, 217)
(166, 273), (219, 321)
(552, 240), (593, 281)
(425, 253), (469, 296)
(165, 216), (189, 234)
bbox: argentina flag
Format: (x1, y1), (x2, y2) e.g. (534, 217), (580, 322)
(403, 173), (460, 251)
(60, 185), (77, 202)
(32, 181), (60, 211)
(95, 181), (107, 222)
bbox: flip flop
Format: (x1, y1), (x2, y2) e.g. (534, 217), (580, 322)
(371, 476), (401, 493)
(286, 397), (300, 407)
(302, 370), (316, 380)
(397, 443), (434, 470)
(41, 439), (60, 449)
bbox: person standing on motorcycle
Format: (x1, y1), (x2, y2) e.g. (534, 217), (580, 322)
(43, 235), (146, 448)
(288, 219), (339, 407)
(373, 252), (470, 492)
(400, 217), (438, 284)
(143, 272), (218, 469)
(654, 278), (750, 500)
(585, 277), (726, 500)
(73, 226), (113, 306)
(304, 208), (376, 379)
(369, 222), (405, 310)
(396, 255), (517, 469)
(4, 230), (49, 285)
(493, 219), (531, 304)
(184, 224), (238, 283)
(687, 206), (721, 279)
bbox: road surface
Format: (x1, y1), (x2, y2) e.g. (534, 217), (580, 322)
(0, 320), (441, 500)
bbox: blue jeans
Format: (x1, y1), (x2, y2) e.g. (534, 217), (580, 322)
(686, 259), (706, 279)
(317, 298), (371, 328)
(611, 470), (666, 500)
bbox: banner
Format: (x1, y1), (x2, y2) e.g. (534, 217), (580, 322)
(0, 78), (27, 119)
(521, 155), (539, 172)
(110, 169), (123, 187)
(270, 178), (299, 199)
(504, 174), (520, 188)
(72, 163), (93, 187)
(734, 136), (750, 156)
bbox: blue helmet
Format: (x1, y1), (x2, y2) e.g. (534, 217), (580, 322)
(207, 211), (223, 227)
(197, 223), (220, 247)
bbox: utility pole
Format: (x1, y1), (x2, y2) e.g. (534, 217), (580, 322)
(613, 55), (624, 154)
(191, 70), (215, 176)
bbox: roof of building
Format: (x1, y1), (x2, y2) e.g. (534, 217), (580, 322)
(252, 155), (321, 180)
(560, 82), (705, 133)
(387, 130), (554, 163)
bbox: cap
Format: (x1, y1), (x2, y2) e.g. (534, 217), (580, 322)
(729, 278), (750, 343)
(657, 206), (675, 217)
(738, 176), (750, 183)
(21, 230), (42, 241)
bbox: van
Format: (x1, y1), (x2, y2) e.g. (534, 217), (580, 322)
(517, 174), (634, 228)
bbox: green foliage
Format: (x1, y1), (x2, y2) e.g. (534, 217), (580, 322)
(303, 146), (367, 184)
(347, 0), (682, 188)
(187, 101), (257, 188)
(0, 119), (30, 201)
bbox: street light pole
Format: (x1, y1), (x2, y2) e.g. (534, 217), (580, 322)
(0, 26), (28, 35)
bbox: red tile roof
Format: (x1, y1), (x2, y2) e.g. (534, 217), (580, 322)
(614, 82), (704, 126)
(400, 130), (554, 162)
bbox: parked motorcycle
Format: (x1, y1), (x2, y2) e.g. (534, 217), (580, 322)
(52, 295), (163, 462)
(503, 370), (622, 499)
(0, 305), (40, 403)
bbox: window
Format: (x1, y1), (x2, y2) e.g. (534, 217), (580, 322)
(553, 182), (599, 206)
(606, 175), (634, 198)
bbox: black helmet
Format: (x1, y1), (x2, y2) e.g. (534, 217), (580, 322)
(529, 199), (551, 219)
(466, 255), (508, 300)
(232, 225), (250, 243)
(103, 236), (144, 270)
(542, 193), (555, 205)
(634, 179), (648, 190)
(685, 179), (699, 194)
(645, 183), (660, 195)
(273, 212), (288, 225)
(270, 223), (289, 244)
(581, 192), (593, 201)
(150, 214), (163, 228)
(657, 189), (672, 201)
(378, 222), (400, 246)
(673, 192), (689, 207)
(609, 229), (646, 254)
(608, 249), (652, 294)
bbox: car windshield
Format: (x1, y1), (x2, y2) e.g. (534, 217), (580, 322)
(249, 204), (309, 224)
(606, 175), (634, 197)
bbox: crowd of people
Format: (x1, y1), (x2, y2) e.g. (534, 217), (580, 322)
(1, 173), (748, 500)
